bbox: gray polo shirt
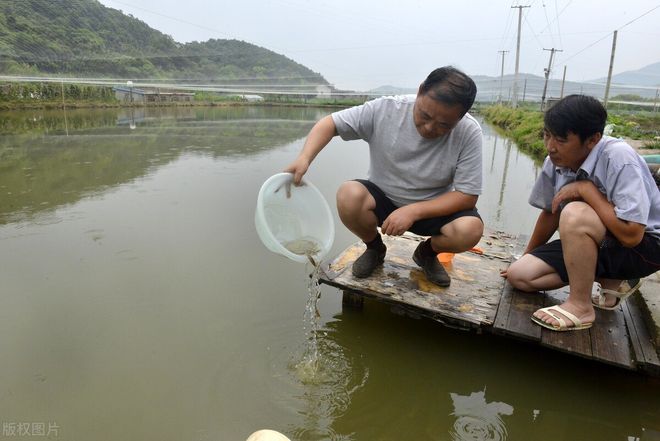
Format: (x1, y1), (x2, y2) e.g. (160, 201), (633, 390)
(332, 95), (482, 207)
(529, 135), (660, 237)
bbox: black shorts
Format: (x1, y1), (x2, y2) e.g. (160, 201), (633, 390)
(354, 179), (482, 237)
(529, 234), (660, 283)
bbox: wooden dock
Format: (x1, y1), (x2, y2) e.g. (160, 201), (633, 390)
(319, 231), (660, 376)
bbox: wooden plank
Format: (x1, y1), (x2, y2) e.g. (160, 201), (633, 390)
(622, 299), (660, 376)
(490, 234), (546, 339)
(342, 289), (364, 309)
(492, 281), (515, 333)
(505, 289), (544, 341)
(320, 232), (508, 328)
(540, 289), (593, 358)
(590, 307), (634, 369)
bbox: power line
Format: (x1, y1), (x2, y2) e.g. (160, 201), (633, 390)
(618, 4), (660, 30)
(541, 1), (555, 47)
(523, 14), (545, 50)
(102, 0), (236, 40)
(556, 4), (660, 66)
(554, 0), (565, 49)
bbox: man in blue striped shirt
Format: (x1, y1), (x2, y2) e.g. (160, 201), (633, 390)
(504, 95), (660, 331)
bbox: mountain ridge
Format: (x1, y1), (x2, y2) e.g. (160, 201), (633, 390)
(0, 0), (328, 85)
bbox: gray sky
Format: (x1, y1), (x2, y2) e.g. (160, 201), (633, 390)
(97, 0), (660, 91)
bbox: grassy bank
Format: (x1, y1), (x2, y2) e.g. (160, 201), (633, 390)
(482, 105), (546, 160)
(483, 105), (660, 161)
(0, 81), (368, 111)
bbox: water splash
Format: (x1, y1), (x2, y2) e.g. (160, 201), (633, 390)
(294, 260), (323, 382)
(288, 332), (369, 441)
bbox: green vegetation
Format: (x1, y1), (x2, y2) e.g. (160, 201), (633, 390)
(484, 105), (660, 160)
(482, 105), (545, 160)
(0, 81), (118, 109)
(0, 80), (369, 110)
(0, 0), (327, 85)
(607, 113), (660, 143)
(644, 140), (660, 150)
(610, 94), (655, 102)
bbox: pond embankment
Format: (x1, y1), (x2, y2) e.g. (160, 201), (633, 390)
(482, 105), (660, 161)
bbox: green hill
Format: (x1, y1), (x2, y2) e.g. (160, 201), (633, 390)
(0, 0), (327, 85)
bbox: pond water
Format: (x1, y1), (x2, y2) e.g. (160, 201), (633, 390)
(0, 106), (657, 441)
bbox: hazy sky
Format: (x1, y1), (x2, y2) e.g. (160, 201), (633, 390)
(97, 0), (660, 91)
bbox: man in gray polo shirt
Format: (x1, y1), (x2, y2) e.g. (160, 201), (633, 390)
(505, 95), (660, 331)
(284, 66), (484, 286)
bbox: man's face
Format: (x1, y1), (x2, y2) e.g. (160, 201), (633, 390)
(543, 129), (600, 171)
(413, 93), (464, 139)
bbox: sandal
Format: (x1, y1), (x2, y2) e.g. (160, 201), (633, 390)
(531, 305), (593, 331)
(592, 279), (643, 310)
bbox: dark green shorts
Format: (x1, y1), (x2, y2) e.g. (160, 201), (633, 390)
(354, 179), (481, 237)
(529, 234), (660, 282)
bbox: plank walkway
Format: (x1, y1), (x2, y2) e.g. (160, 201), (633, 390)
(319, 231), (660, 376)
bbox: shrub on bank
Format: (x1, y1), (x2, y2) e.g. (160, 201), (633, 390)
(483, 105), (545, 161)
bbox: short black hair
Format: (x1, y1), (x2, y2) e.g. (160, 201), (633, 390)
(419, 66), (477, 114)
(544, 94), (607, 142)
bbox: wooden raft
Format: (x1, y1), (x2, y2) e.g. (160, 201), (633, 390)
(319, 231), (660, 376)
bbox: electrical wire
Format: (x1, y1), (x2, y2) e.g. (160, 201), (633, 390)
(556, 3), (660, 66)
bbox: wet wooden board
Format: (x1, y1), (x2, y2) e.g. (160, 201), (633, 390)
(623, 298), (660, 376)
(321, 231), (511, 329)
(494, 285), (633, 369)
(320, 230), (660, 375)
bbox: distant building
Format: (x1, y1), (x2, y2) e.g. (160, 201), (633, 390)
(315, 85), (332, 98)
(113, 87), (194, 103)
(240, 94), (264, 102)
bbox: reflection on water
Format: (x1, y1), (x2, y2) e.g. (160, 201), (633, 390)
(450, 390), (513, 441)
(0, 107), (322, 225)
(479, 121), (541, 235)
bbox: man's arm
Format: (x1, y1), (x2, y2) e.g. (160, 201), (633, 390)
(380, 191), (477, 236)
(284, 115), (337, 185)
(525, 209), (560, 253)
(552, 180), (645, 247)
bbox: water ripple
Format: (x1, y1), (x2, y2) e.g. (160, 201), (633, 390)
(449, 390), (513, 441)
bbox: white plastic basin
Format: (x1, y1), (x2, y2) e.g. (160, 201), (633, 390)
(255, 173), (335, 263)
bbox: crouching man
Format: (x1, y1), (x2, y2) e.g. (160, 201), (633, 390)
(504, 95), (660, 331)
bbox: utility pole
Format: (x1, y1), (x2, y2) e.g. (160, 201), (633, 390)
(522, 78), (527, 102)
(654, 88), (659, 113)
(559, 65), (567, 98)
(511, 5), (530, 108)
(497, 50), (509, 104)
(603, 30), (618, 108)
(540, 48), (562, 110)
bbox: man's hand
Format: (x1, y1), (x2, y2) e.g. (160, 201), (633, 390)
(283, 157), (311, 186)
(381, 206), (418, 236)
(552, 181), (588, 213)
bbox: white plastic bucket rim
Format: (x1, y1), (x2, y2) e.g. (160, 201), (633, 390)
(255, 172), (335, 263)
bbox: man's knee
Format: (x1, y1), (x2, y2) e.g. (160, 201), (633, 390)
(506, 254), (564, 292)
(506, 259), (533, 291)
(438, 216), (483, 250)
(559, 201), (604, 237)
(336, 181), (372, 217)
